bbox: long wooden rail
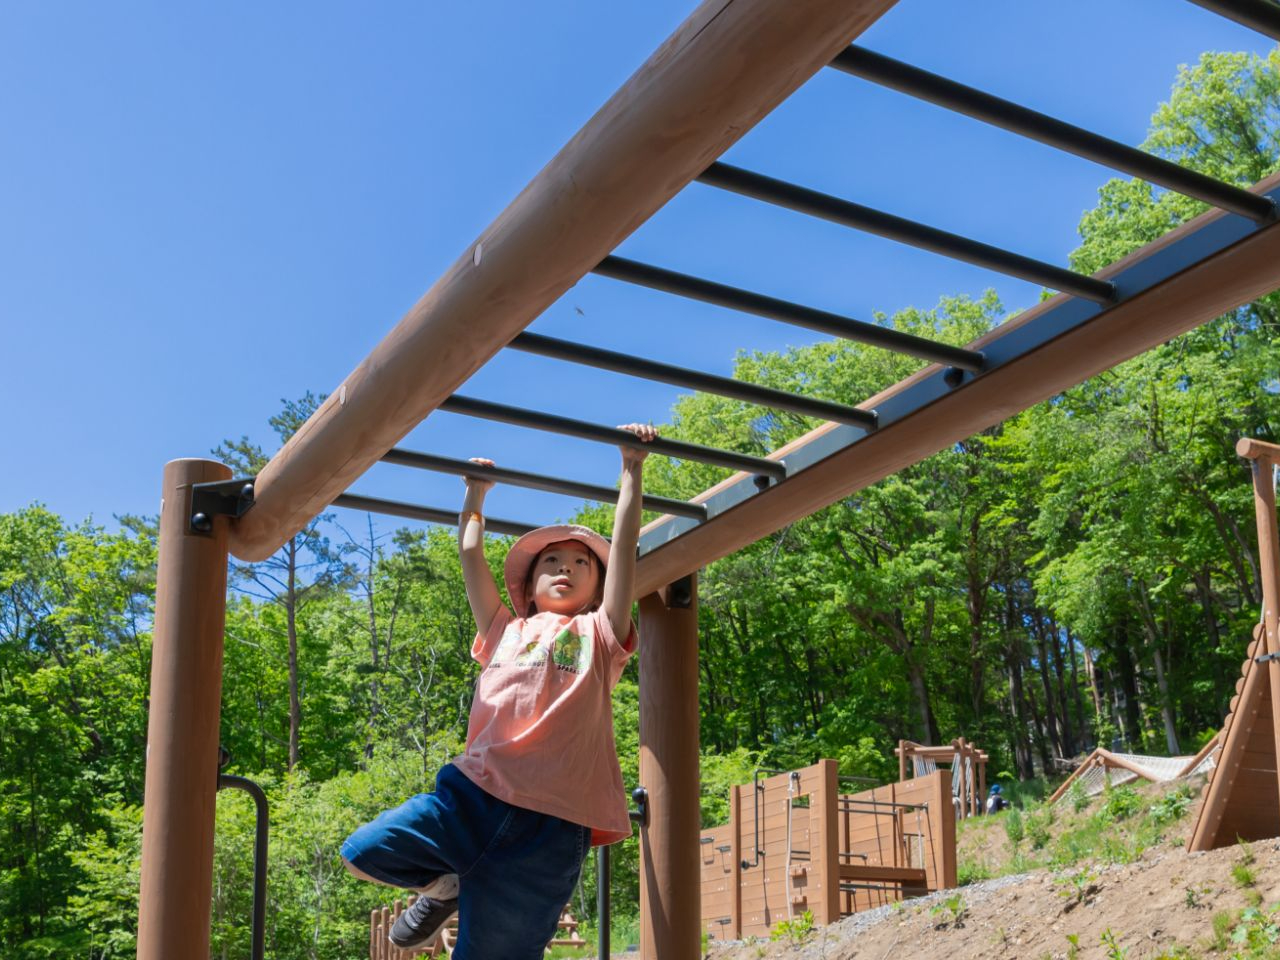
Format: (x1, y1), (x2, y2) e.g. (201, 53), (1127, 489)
(225, 0), (899, 562)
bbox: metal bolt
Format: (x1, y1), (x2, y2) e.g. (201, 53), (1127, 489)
(191, 513), (213, 533)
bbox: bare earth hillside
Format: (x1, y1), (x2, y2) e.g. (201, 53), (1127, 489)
(681, 778), (1280, 960)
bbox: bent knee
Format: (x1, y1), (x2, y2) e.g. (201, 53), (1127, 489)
(342, 856), (389, 886)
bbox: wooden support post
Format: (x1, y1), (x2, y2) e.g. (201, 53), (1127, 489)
(639, 575), (700, 960)
(137, 459), (232, 960)
(809, 759), (841, 925)
(898, 739), (907, 782)
(730, 784), (743, 940)
(928, 769), (958, 890)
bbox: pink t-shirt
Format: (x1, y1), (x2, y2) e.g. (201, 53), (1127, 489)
(453, 605), (637, 845)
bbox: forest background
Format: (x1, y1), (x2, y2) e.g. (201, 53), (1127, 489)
(2, 48), (1279, 960)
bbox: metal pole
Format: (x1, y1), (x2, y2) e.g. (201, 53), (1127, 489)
(137, 459), (232, 960)
(332, 493), (538, 537)
(593, 256), (985, 372)
(217, 775), (269, 960)
(1184, 0), (1280, 41)
(440, 395), (788, 479)
(829, 45), (1275, 223)
(596, 844), (611, 960)
(698, 162), (1119, 302)
(509, 331), (878, 428)
(380, 448), (709, 520)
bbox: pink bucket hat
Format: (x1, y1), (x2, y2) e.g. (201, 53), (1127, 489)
(503, 524), (612, 618)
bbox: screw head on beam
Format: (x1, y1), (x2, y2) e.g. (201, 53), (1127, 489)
(191, 513), (213, 533)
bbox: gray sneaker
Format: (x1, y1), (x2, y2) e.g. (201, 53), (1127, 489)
(389, 894), (459, 950)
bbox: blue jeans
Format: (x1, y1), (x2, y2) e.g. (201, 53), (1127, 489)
(341, 763), (590, 960)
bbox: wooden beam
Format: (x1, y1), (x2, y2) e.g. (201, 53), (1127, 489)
(227, 0), (901, 562)
(634, 172), (1280, 597)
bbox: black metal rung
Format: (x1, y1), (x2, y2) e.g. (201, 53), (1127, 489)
(510, 331), (878, 429)
(440, 394), (788, 479)
(829, 45), (1276, 224)
(593, 256), (985, 372)
(381, 448), (709, 521)
(1186, 0), (1280, 41)
(698, 161), (1119, 302)
(332, 493), (538, 538)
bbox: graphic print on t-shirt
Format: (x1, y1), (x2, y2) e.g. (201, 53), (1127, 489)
(491, 625), (546, 666)
(489, 620), (592, 674)
(551, 628), (591, 674)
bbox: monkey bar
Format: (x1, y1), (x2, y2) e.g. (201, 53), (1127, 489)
(137, 1), (1280, 957)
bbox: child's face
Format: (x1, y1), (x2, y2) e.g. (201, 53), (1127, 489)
(528, 540), (601, 616)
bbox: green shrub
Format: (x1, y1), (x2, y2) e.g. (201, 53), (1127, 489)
(1099, 784), (1143, 822)
(1026, 807), (1055, 850)
(1004, 807), (1025, 846)
(1148, 784), (1194, 826)
(957, 858), (993, 886)
(770, 910), (814, 945)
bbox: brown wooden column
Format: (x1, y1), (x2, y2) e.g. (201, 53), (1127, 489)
(638, 575), (700, 960)
(137, 459), (232, 960)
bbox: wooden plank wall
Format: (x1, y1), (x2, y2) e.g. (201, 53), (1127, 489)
(700, 763), (955, 943)
(836, 771), (955, 916)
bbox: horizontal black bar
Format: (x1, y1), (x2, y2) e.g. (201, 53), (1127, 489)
(509, 331), (878, 429)
(1186, 0), (1280, 41)
(333, 493), (538, 537)
(830, 45), (1276, 224)
(698, 162), (1118, 303)
(381, 448), (708, 520)
(593, 256), (985, 372)
(438, 394), (788, 479)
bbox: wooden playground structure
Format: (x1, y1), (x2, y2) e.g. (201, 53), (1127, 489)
(896, 739), (988, 819)
(1046, 736), (1220, 807)
(1188, 438), (1280, 851)
(132, 0), (1280, 956)
(699, 760), (956, 944)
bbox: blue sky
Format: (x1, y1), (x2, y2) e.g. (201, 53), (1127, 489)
(2, 1), (1275, 539)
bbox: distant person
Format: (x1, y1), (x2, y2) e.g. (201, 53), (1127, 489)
(340, 424), (656, 959)
(985, 783), (1009, 814)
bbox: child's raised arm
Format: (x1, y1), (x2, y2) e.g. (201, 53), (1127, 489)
(458, 458), (504, 633)
(603, 423), (657, 638)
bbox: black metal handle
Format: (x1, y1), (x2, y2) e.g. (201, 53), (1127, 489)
(216, 771), (269, 960)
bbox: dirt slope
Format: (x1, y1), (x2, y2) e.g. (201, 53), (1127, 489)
(699, 780), (1280, 960)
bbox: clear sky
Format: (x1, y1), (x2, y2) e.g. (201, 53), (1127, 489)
(2, 1), (1275, 538)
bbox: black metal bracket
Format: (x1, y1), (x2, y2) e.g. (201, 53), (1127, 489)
(667, 574), (694, 610)
(629, 786), (649, 827)
(190, 477), (256, 535)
